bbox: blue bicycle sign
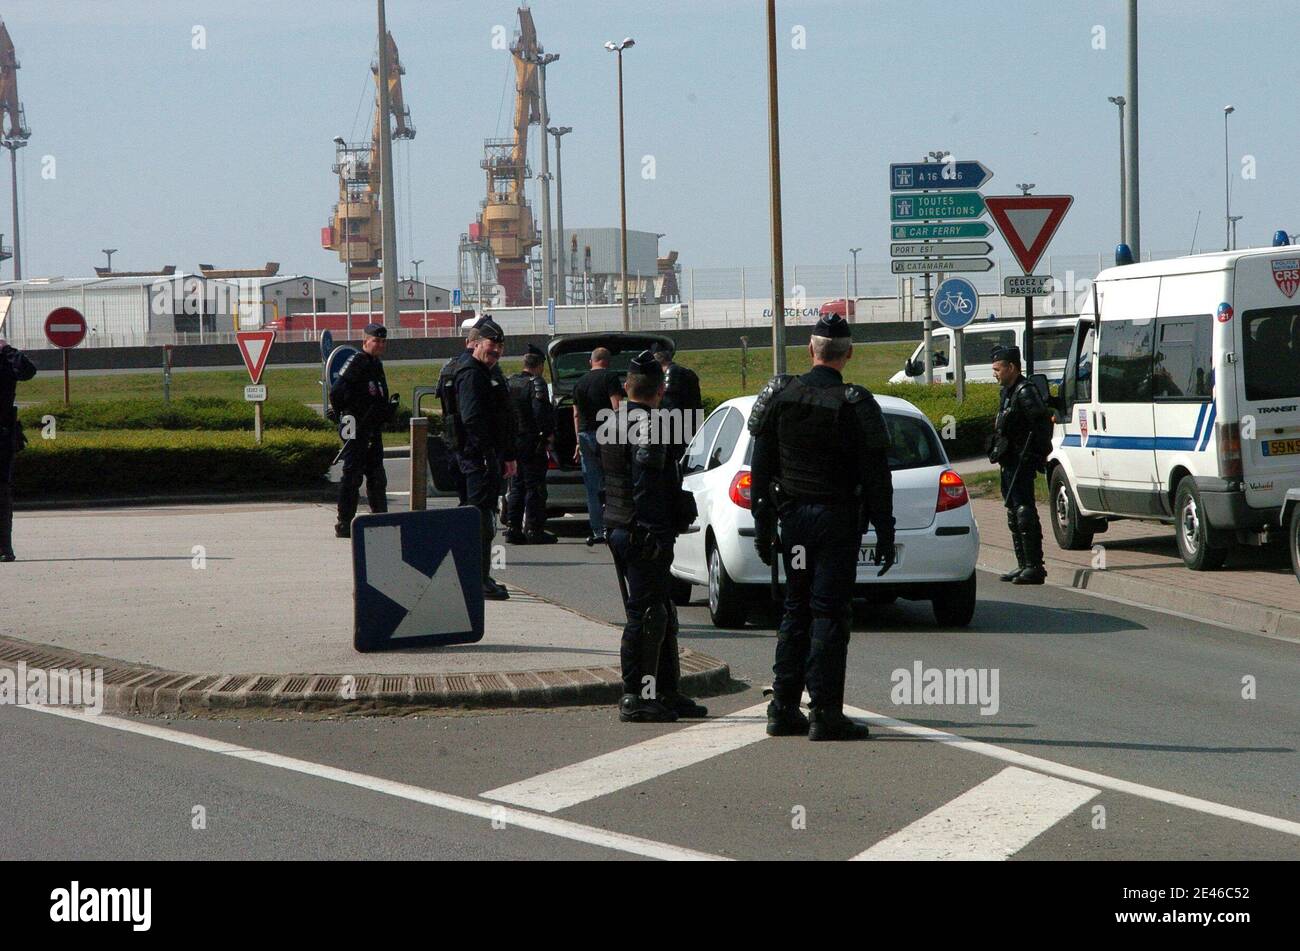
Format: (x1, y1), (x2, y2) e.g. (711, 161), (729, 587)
(934, 278), (979, 329)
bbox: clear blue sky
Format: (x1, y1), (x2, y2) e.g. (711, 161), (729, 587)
(2, 0), (1293, 284)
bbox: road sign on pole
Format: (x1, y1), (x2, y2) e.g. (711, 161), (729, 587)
(891, 222), (992, 241)
(891, 258), (994, 274)
(44, 307), (88, 405)
(985, 195), (1074, 274)
(891, 191), (987, 222)
(1003, 274), (1054, 297)
(891, 241), (992, 258)
(933, 277), (979, 330)
(890, 161), (993, 191)
(236, 330), (275, 384)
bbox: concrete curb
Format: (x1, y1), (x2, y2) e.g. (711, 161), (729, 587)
(977, 544), (1300, 641)
(16, 486), (338, 511)
(0, 636), (733, 717)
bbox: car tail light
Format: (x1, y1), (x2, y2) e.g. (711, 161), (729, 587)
(729, 470), (753, 509)
(936, 469), (969, 512)
(1217, 422), (1243, 480)
(546, 449), (559, 470)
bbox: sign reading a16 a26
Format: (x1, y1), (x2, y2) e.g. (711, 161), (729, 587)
(890, 161), (993, 191)
(891, 191), (987, 222)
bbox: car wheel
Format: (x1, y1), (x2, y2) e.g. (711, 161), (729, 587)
(1049, 467), (1095, 551)
(1290, 505), (1300, 584)
(670, 577), (693, 607)
(932, 571), (977, 627)
(707, 541), (748, 629)
(1174, 478), (1229, 571)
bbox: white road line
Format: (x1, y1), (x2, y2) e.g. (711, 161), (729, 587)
(842, 705), (1300, 839)
(853, 766), (1098, 861)
(17, 706), (728, 862)
(482, 702), (771, 813)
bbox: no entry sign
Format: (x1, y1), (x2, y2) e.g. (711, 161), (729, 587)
(44, 307), (88, 349)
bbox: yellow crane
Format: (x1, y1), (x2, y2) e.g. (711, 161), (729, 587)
(322, 31), (414, 280)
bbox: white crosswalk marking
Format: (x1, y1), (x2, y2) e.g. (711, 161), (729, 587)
(852, 766), (1098, 861)
(482, 702), (771, 813)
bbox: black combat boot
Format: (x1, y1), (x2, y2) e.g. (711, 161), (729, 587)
(503, 526), (528, 545)
(483, 578), (510, 601)
(1000, 508), (1026, 581)
(766, 697), (810, 736)
(525, 528), (558, 545)
(620, 603), (676, 723)
(618, 693), (678, 723)
(0, 485), (14, 561)
(334, 522), (351, 539)
(808, 706), (871, 741)
(1013, 504), (1047, 585)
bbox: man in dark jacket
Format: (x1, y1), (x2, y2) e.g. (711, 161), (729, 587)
(505, 343), (556, 545)
(990, 344), (1050, 585)
(0, 335), (37, 562)
(655, 348), (703, 462)
(329, 323), (395, 538)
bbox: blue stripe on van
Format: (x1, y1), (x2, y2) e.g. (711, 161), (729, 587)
(1058, 401), (1215, 451)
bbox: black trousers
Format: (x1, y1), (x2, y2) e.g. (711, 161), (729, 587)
(506, 438), (548, 531)
(608, 527), (680, 698)
(1000, 460), (1039, 513)
(462, 458), (503, 583)
(0, 442), (15, 555)
(771, 502), (859, 710)
(337, 429), (387, 526)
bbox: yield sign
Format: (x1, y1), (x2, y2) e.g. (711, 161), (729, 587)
(985, 195), (1073, 274)
(235, 330), (275, 383)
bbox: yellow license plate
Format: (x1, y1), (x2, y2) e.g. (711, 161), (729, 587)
(1262, 439), (1300, 457)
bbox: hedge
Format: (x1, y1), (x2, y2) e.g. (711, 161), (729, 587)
(19, 397), (330, 433)
(877, 382), (1000, 461)
(13, 430), (339, 498)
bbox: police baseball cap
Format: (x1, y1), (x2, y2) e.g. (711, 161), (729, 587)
(473, 315), (505, 342)
(363, 323), (387, 338)
(812, 313), (851, 339)
(628, 349), (665, 385)
(525, 342), (545, 357)
(991, 344), (1021, 364)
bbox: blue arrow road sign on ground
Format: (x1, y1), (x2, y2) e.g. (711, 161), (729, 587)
(352, 507), (484, 651)
(934, 277), (980, 329)
(890, 161), (993, 191)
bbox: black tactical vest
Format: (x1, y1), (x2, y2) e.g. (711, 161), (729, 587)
(773, 378), (851, 502)
(600, 439), (635, 529)
(508, 372), (536, 437)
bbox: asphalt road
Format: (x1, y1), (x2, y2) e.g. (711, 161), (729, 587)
(3, 508), (1297, 862)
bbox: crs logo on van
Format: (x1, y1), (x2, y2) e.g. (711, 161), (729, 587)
(1078, 407), (1089, 446)
(1271, 259), (1300, 298)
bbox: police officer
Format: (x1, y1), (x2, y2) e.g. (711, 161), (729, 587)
(0, 335), (37, 562)
(504, 343), (556, 545)
(654, 348), (703, 462)
(445, 316), (516, 601)
(749, 313), (895, 741)
(990, 344), (1049, 585)
(602, 351), (706, 724)
(329, 323), (395, 539)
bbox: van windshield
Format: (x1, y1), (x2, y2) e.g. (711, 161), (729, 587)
(1035, 327), (1076, 362)
(1242, 308), (1300, 401)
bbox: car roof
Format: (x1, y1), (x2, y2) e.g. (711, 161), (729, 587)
(1095, 245), (1299, 282)
(722, 391), (930, 423)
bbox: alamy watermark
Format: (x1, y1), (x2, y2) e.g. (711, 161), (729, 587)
(890, 661), (1000, 716)
(0, 662), (105, 715)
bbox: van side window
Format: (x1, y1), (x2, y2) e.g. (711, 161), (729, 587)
(1152, 315), (1212, 400)
(964, 330), (1015, 365)
(1075, 327), (1095, 404)
(1036, 327), (1076, 362)
(1242, 308), (1300, 402)
(1097, 319), (1154, 403)
(932, 336), (951, 368)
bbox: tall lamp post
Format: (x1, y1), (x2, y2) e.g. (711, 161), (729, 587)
(1223, 105), (1235, 251)
(849, 247), (861, 298)
(528, 51), (559, 305)
(548, 125), (572, 304)
(764, 0), (786, 374)
(101, 248), (117, 272)
(604, 37), (634, 331)
(1108, 95), (1126, 240)
(333, 135), (353, 334)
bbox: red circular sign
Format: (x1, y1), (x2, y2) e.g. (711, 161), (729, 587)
(44, 307), (88, 349)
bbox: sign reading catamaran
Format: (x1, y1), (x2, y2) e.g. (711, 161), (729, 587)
(1045, 246), (1300, 570)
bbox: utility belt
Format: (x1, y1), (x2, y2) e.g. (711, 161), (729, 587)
(772, 481), (845, 514)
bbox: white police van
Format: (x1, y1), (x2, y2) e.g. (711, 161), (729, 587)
(889, 315), (1080, 386)
(1046, 246), (1300, 570)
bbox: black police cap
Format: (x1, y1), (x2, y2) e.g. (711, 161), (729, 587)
(813, 313), (851, 339)
(363, 322), (387, 339)
(472, 315), (505, 342)
(991, 344), (1021, 364)
(628, 349), (665, 384)
(525, 342), (544, 357)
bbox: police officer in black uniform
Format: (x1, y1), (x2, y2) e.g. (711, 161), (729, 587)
(0, 335), (37, 562)
(602, 351), (707, 724)
(443, 316), (516, 601)
(654, 348), (703, 462)
(329, 323), (396, 539)
(749, 314), (895, 741)
(504, 343), (556, 545)
(990, 344), (1049, 585)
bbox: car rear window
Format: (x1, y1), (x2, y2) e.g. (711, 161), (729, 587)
(553, 351), (639, 386)
(741, 411), (943, 471)
(1242, 307), (1300, 401)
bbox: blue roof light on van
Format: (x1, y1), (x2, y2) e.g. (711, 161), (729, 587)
(1115, 243), (1134, 266)
(1273, 230), (1291, 247)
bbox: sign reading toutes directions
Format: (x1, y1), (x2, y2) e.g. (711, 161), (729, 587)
(890, 191), (987, 222)
(352, 508), (484, 651)
(236, 329), (275, 443)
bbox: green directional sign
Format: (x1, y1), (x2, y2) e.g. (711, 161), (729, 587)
(890, 191), (986, 222)
(891, 221), (992, 241)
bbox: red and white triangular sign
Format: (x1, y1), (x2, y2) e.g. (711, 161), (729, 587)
(236, 330), (276, 384)
(985, 195), (1073, 275)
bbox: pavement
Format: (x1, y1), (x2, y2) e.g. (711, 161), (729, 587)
(0, 503), (729, 714)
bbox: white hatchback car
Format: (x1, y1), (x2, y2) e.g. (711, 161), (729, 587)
(670, 394), (980, 628)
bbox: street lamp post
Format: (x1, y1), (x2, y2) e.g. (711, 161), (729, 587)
(1108, 96), (1126, 240)
(849, 247), (861, 298)
(101, 248), (117, 272)
(530, 51), (560, 305)
(1224, 105), (1235, 251)
(334, 135), (353, 336)
(605, 37), (634, 331)
(763, 1), (786, 374)
(548, 125), (572, 305)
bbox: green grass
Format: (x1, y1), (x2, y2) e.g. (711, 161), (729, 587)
(963, 470), (1049, 502)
